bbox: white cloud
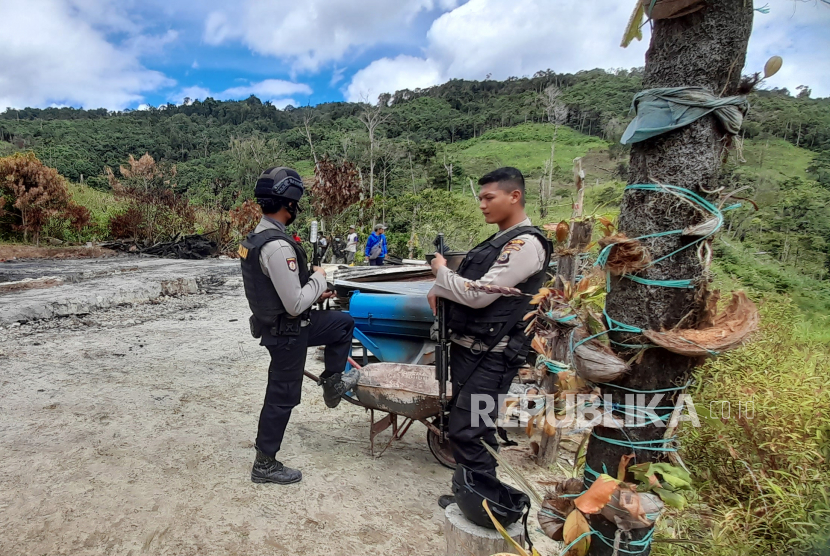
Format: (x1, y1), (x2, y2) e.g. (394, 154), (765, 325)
(429, 0), (645, 79)
(271, 98), (297, 110)
(346, 56), (443, 102)
(222, 79), (311, 99)
(122, 29), (179, 57)
(330, 67), (346, 87)
(171, 80), (311, 105)
(202, 0), (463, 72)
(0, 0), (173, 111)
(345, 0), (648, 102)
(176, 86), (212, 103)
(745, 4), (830, 96)
(345, 0), (830, 101)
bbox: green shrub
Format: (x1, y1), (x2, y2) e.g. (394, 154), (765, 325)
(663, 299), (830, 555)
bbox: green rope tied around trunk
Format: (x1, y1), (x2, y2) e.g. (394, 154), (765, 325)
(542, 182), (726, 554)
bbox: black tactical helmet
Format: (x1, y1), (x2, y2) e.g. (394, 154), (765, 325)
(254, 167), (304, 202)
(452, 465), (531, 529)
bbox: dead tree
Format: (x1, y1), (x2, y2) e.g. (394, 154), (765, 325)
(303, 109), (318, 168)
(584, 3), (754, 555)
(538, 86), (568, 218)
(358, 98), (390, 206)
(442, 148), (454, 192)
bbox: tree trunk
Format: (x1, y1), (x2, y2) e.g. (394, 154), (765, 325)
(358, 167), (365, 225)
(444, 504), (525, 556)
(584, 3), (753, 555)
(408, 206), (418, 260)
(554, 221), (592, 291)
(572, 157), (585, 219)
(549, 125), (558, 205)
(542, 158), (592, 466)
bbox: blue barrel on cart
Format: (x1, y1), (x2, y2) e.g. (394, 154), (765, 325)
(346, 291), (435, 364)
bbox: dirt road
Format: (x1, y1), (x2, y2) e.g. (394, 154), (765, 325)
(0, 281), (458, 556)
(0, 273), (564, 556)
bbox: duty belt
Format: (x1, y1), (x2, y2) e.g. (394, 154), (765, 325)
(450, 333), (508, 353)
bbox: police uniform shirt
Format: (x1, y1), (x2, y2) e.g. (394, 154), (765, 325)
(255, 216), (326, 318)
(429, 217), (546, 351)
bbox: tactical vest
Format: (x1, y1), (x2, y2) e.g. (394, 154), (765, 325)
(447, 226), (551, 356)
(239, 228), (311, 327)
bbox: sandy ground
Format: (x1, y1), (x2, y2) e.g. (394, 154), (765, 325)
(0, 277), (565, 556)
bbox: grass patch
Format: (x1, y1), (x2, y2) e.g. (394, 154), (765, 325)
(740, 137), (816, 182)
(450, 123), (609, 180)
(660, 298), (830, 556)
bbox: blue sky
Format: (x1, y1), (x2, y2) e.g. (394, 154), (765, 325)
(1, 0), (829, 112)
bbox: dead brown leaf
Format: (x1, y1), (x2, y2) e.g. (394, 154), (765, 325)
(574, 474), (619, 514)
(617, 454), (636, 482)
(562, 510), (591, 555)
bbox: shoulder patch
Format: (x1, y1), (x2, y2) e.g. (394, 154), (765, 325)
(495, 250), (511, 265)
(237, 245), (249, 259)
(286, 257), (298, 272)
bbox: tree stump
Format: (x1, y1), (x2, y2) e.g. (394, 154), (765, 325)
(444, 503), (525, 556)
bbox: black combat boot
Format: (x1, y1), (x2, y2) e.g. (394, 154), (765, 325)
(438, 494), (456, 509)
(320, 370), (360, 408)
(251, 449), (302, 484)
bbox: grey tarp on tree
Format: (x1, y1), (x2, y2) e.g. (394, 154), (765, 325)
(620, 86), (749, 145)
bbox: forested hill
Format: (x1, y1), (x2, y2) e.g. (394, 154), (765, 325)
(1, 68), (829, 308)
(1, 68), (829, 193)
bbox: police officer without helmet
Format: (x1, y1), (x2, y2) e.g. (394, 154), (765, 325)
(238, 167), (360, 485)
(427, 167), (551, 508)
(365, 223), (387, 266)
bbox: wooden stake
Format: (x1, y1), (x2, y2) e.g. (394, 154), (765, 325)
(540, 158), (593, 467)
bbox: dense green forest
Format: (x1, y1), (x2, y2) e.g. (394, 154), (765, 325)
(2, 67), (828, 285)
(2, 68), (829, 189)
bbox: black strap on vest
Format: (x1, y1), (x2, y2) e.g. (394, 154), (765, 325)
(449, 225), (550, 346)
(457, 225), (543, 280)
(464, 300), (531, 376)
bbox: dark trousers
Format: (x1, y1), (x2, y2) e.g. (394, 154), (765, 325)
(369, 257), (384, 266)
(255, 310), (355, 457)
(448, 343), (519, 476)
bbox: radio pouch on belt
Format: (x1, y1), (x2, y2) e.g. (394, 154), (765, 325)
(249, 315), (263, 339)
(276, 315), (302, 336)
(249, 314), (302, 338)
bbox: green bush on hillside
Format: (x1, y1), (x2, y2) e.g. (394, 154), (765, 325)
(668, 299), (830, 555)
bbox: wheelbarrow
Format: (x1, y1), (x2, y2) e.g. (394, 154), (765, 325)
(304, 360), (456, 468)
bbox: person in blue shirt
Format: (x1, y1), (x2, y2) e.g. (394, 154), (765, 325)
(364, 223), (388, 266)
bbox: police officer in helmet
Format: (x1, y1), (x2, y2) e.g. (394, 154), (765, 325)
(239, 167), (360, 485)
(427, 167), (551, 507)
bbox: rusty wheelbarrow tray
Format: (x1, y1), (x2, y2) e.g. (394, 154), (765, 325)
(304, 361), (455, 467)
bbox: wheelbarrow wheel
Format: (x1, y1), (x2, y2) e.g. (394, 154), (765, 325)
(427, 425), (456, 469)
